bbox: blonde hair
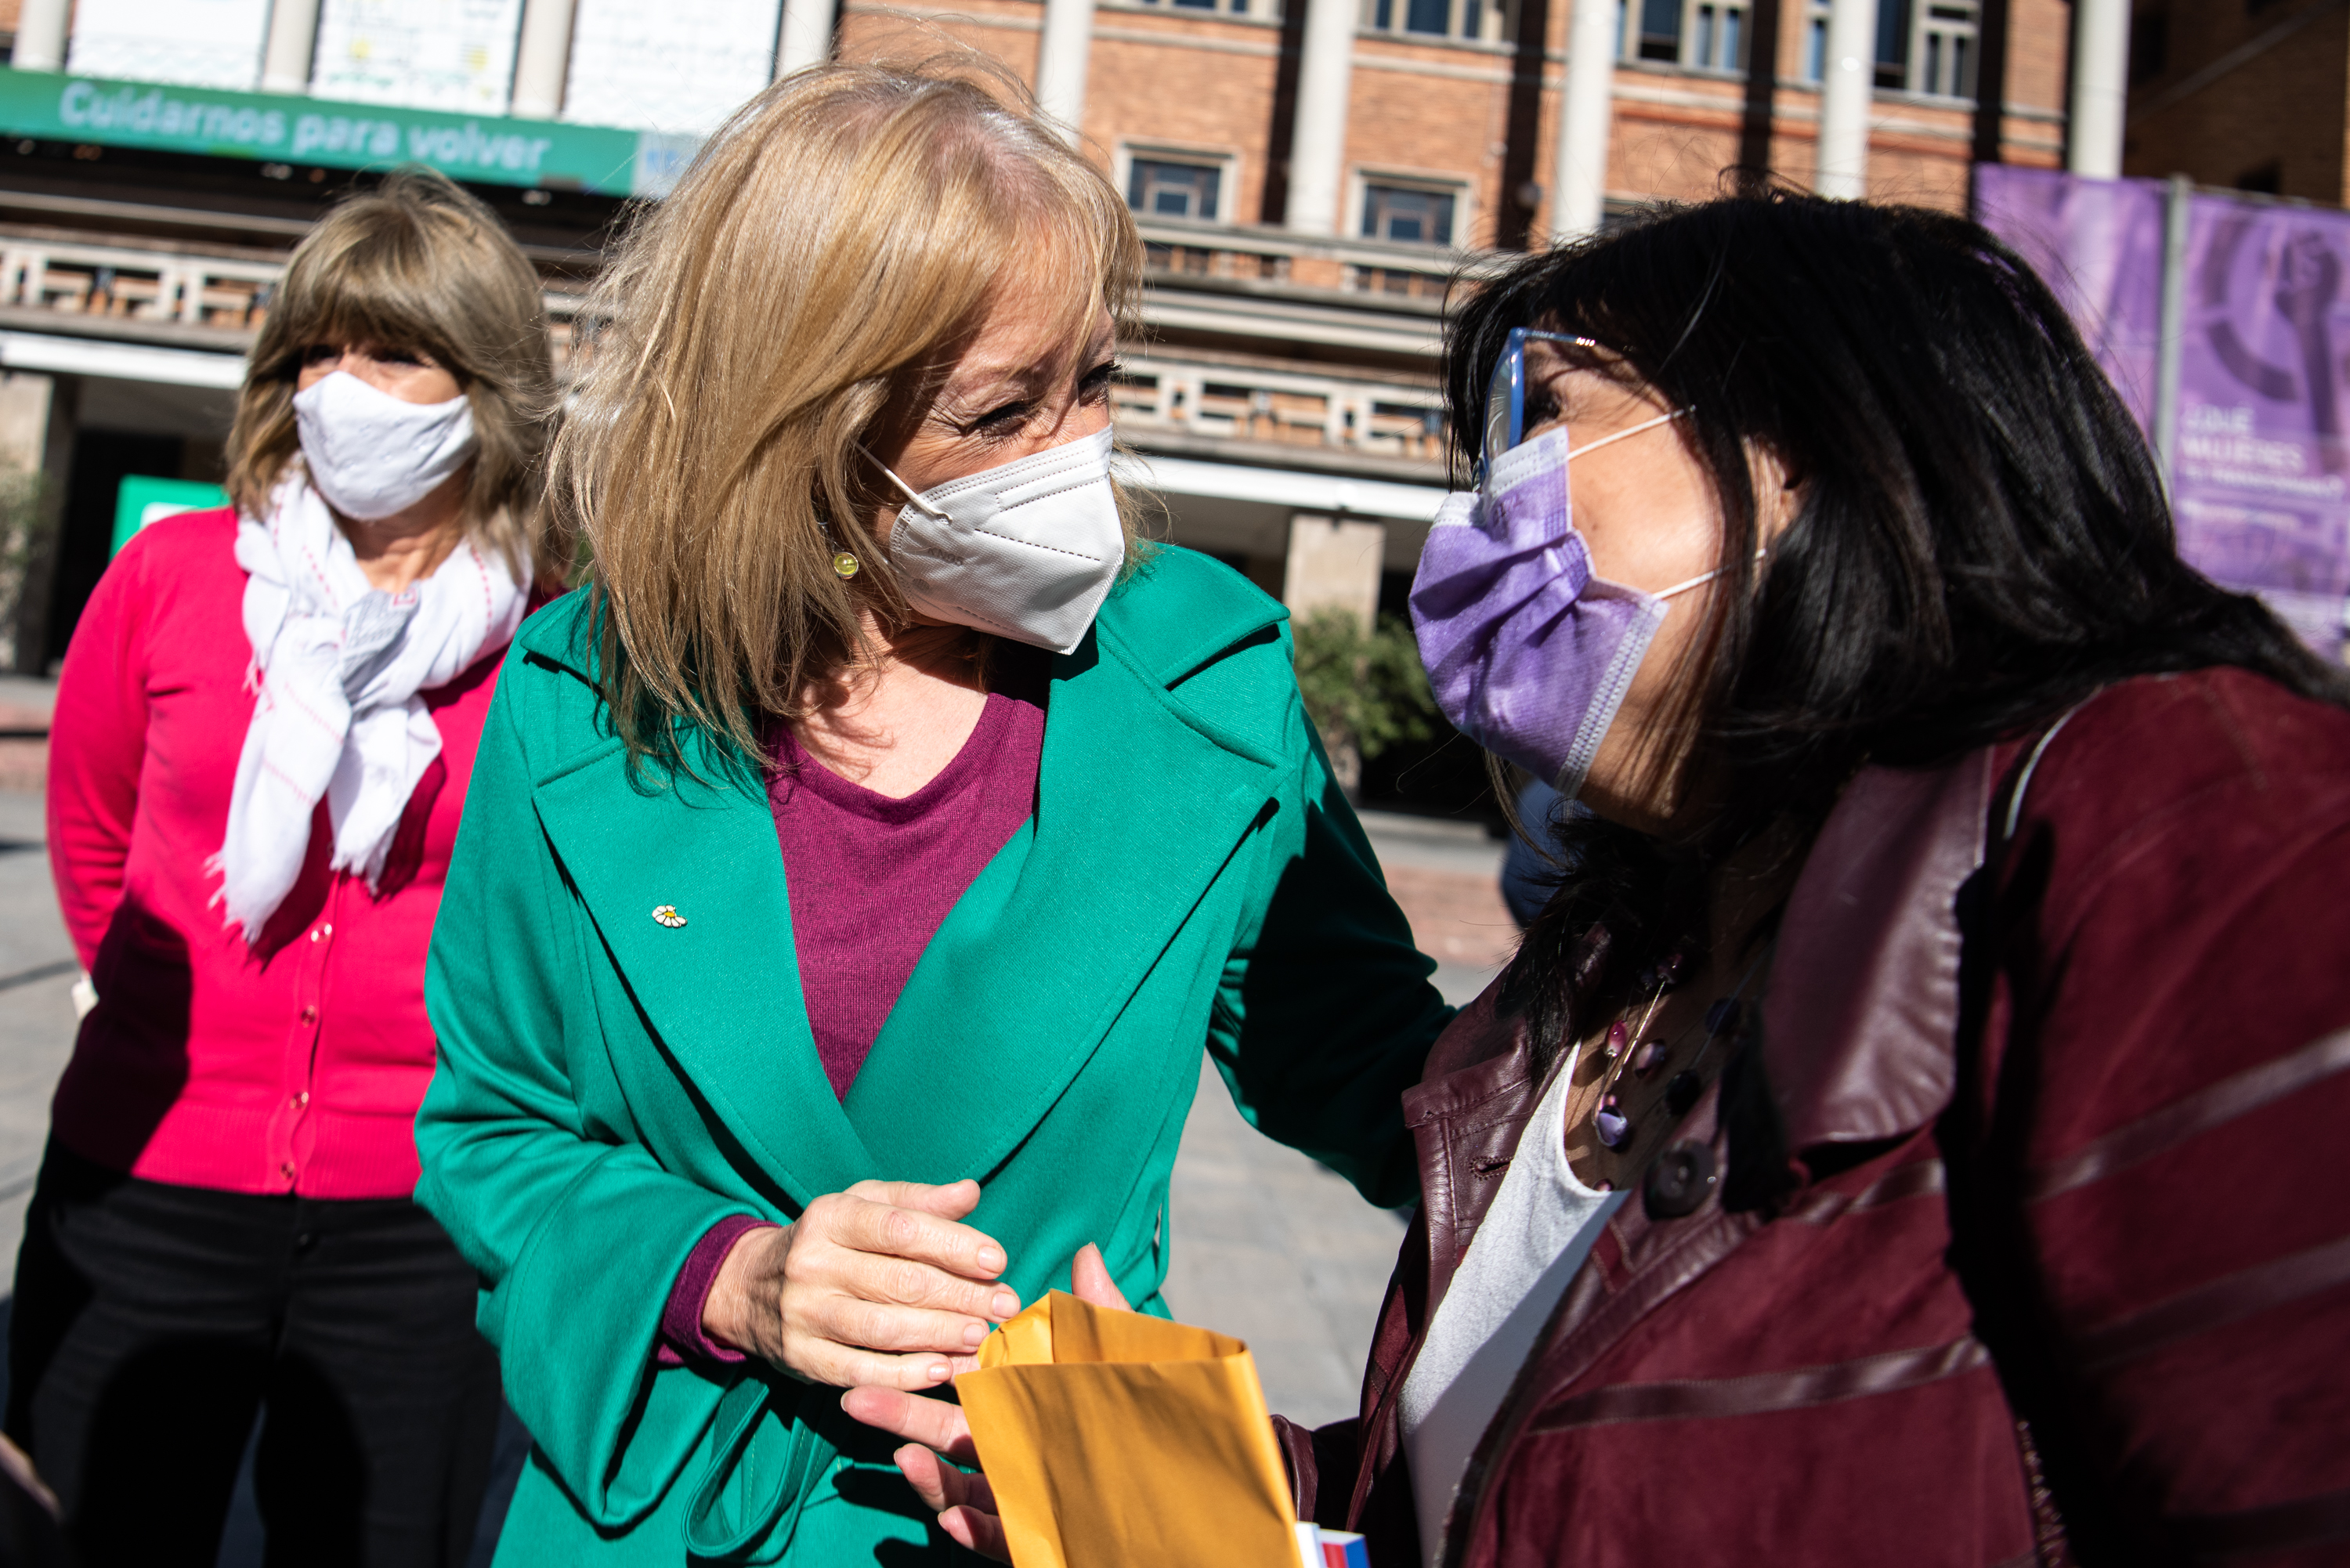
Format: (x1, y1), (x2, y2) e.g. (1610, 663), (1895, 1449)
(226, 168), (559, 586)
(553, 60), (1144, 768)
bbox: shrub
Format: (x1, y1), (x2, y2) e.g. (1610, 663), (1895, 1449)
(1291, 607), (1439, 790)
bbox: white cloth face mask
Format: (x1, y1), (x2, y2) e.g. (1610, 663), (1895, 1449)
(868, 426), (1125, 656)
(293, 370), (479, 522)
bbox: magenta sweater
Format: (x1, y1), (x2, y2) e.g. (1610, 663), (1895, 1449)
(660, 658), (1047, 1360)
(769, 667), (1047, 1097)
(45, 508), (517, 1200)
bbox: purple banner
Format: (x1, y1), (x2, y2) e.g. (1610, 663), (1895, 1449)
(1975, 164), (2166, 431)
(2171, 196), (2350, 656)
(1978, 165), (2350, 661)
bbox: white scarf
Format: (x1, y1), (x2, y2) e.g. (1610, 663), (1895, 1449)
(215, 475), (525, 940)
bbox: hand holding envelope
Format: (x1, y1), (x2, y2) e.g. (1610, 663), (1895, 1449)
(844, 1245), (1367, 1568)
(956, 1289), (1304, 1568)
(843, 1242), (1132, 1561)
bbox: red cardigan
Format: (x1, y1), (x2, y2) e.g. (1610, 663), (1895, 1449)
(45, 508), (517, 1200)
(1282, 669), (2350, 1566)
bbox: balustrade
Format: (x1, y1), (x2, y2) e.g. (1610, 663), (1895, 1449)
(0, 226), (1444, 466)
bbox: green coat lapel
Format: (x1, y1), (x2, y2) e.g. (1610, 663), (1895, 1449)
(530, 735), (876, 1206)
(844, 616), (1284, 1183)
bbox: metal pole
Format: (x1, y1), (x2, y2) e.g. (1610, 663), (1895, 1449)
(508, 0), (578, 118)
(261, 0), (324, 93)
(1035, 0), (1098, 136)
(1551, 0), (1617, 240)
(776, 0), (837, 76)
(1285, 0), (1358, 236)
(2067, 0), (2130, 179)
(2153, 172), (2191, 492)
(1813, 0), (1877, 200)
(12, 0), (70, 73)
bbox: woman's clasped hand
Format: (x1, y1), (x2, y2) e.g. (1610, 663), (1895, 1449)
(703, 1180), (1021, 1387)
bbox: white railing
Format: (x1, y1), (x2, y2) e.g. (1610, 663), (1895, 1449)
(0, 229), (595, 363)
(0, 229), (1447, 467)
(1114, 352), (1444, 464)
(0, 240), (285, 331)
(1131, 217), (1480, 303)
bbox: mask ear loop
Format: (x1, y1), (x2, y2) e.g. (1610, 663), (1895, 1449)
(1564, 405), (1762, 601)
(836, 444), (951, 581)
(1564, 404), (1692, 464)
(1653, 545), (1772, 602)
(855, 443), (949, 520)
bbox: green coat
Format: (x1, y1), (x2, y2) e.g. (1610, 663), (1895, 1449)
(414, 544), (1452, 1566)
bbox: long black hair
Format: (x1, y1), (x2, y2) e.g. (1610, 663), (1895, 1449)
(1459, 191), (2350, 1045)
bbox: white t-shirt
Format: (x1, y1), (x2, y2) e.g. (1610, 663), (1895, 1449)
(1397, 1046), (1628, 1566)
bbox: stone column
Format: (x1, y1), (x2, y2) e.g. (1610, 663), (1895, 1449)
(509, 0), (580, 118)
(1283, 513), (1386, 630)
(12, 0), (70, 72)
(1551, 0), (1618, 239)
(260, 0), (324, 94)
(1035, 0), (1097, 133)
(1285, 0), (1358, 236)
(776, 0), (837, 75)
(2068, 0), (2129, 179)
(1813, 0), (1878, 200)
(0, 371), (78, 674)
(1285, 511), (1386, 794)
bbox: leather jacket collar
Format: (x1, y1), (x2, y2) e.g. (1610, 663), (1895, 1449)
(1404, 747), (1995, 1324)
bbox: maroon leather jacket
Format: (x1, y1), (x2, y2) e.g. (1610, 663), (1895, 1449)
(1279, 669), (2350, 1566)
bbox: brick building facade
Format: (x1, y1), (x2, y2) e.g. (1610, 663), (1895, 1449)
(0, 0), (2113, 811)
(2124, 0), (2350, 203)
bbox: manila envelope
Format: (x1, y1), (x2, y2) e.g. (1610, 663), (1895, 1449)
(953, 1291), (1301, 1568)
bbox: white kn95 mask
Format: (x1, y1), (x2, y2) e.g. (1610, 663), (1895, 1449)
(294, 370), (480, 522)
(868, 426), (1126, 656)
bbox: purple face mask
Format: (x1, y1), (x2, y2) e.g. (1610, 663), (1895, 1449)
(1408, 414), (1719, 799)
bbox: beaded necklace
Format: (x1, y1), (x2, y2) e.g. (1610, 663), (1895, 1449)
(1583, 942), (1773, 1159)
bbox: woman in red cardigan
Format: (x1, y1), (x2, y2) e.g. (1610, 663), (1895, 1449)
(12, 171), (558, 1566)
(856, 193), (2350, 1564)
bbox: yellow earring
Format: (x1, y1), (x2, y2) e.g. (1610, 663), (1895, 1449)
(833, 551), (860, 579)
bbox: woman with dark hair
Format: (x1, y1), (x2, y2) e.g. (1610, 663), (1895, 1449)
(855, 191), (2350, 1565)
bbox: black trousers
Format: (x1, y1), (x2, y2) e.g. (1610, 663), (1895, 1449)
(5, 1141), (503, 1568)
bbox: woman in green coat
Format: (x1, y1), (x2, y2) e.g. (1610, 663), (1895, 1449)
(414, 61), (1452, 1566)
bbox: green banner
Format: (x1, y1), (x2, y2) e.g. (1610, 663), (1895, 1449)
(112, 475), (228, 557)
(0, 68), (697, 197)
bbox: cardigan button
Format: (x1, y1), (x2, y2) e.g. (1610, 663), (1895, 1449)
(279, 1162), (297, 1181)
(299, 1006), (317, 1024)
(1643, 1143), (1717, 1219)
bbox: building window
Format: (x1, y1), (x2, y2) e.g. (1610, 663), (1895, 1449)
(2236, 161), (2283, 195)
(1688, 0), (1746, 68)
(1361, 182), (1458, 246)
(1911, 0), (1976, 96)
(1873, 0), (1907, 86)
(1618, 0), (1746, 69)
(1804, 0), (1828, 77)
(1127, 158), (1224, 222)
(1863, 0), (1977, 96)
(1362, 0), (1507, 42)
(1625, 0), (1681, 59)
